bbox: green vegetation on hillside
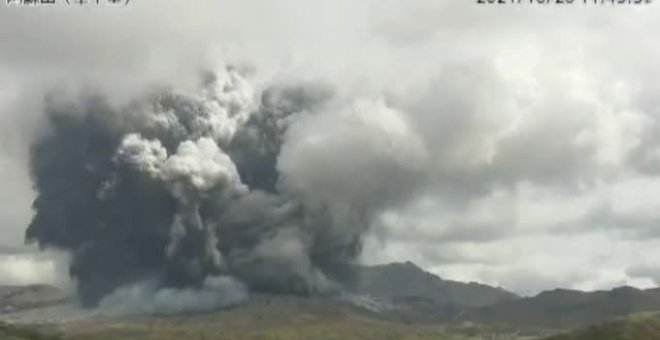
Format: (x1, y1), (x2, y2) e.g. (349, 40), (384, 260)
(52, 299), (532, 340)
(58, 320), (533, 340)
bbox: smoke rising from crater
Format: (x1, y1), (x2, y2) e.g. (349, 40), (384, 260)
(25, 63), (426, 309)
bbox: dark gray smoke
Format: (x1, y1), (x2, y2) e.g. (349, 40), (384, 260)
(24, 65), (372, 309)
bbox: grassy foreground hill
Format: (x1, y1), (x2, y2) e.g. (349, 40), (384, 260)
(5, 295), (534, 340)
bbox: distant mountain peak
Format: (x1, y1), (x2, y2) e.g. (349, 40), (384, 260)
(473, 285), (660, 328)
(345, 261), (518, 309)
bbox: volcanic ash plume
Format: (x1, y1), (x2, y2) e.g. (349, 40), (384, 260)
(25, 63), (428, 311)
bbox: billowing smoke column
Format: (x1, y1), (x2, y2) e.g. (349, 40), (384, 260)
(25, 63), (428, 312)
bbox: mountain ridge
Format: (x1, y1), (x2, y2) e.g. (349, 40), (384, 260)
(4, 261), (660, 335)
(344, 261), (518, 308)
(472, 284), (660, 328)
